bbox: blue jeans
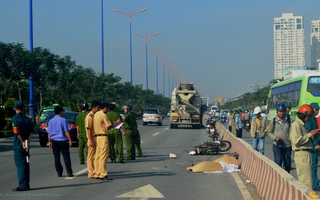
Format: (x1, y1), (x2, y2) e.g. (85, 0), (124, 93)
(312, 150), (319, 189)
(252, 134), (265, 155)
(273, 144), (291, 173)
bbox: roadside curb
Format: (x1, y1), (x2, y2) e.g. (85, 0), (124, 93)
(216, 123), (314, 200)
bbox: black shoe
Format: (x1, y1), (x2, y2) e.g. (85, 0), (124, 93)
(12, 187), (29, 192)
(58, 174), (63, 177)
(67, 174), (74, 177)
(119, 161), (125, 163)
(80, 162), (85, 165)
(99, 176), (113, 180)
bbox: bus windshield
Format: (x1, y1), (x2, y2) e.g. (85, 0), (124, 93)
(308, 76), (320, 96)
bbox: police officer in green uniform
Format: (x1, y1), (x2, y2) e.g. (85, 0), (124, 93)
(123, 105), (137, 160)
(107, 103), (125, 163)
(11, 101), (33, 192)
(76, 102), (88, 164)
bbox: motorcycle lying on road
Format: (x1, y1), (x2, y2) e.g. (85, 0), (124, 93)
(193, 120), (232, 155)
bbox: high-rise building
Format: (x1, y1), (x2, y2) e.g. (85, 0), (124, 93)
(311, 19), (320, 70)
(274, 13), (305, 79)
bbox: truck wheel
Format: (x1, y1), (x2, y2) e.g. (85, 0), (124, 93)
(158, 122), (162, 126)
(170, 124), (173, 129)
(143, 123), (146, 126)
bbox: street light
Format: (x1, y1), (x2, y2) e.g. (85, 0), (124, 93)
(159, 56), (173, 96)
(165, 64), (177, 98)
(147, 46), (168, 94)
(28, 0), (36, 124)
(114, 8), (147, 85)
(134, 32), (159, 90)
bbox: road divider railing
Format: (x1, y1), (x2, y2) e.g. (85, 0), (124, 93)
(216, 123), (314, 200)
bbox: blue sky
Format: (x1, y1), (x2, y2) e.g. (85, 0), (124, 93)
(1, 0), (320, 103)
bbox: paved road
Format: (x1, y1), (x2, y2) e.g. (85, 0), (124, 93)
(0, 118), (259, 200)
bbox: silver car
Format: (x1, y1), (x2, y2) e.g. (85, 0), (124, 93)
(142, 108), (163, 126)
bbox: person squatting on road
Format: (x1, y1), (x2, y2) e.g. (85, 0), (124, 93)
(123, 105), (137, 160)
(85, 100), (101, 179)
(47, 106), (74, 177)
(305, 102), (320, 190)
(267, 103), (292, 173)
(93, 102), (113, 180)
(250, 106), (269, 155)
(290, 104), (320, 189)
(11, 101), (33, 192)
(76, 102), (89, 165)
(107, 103), (126, 163)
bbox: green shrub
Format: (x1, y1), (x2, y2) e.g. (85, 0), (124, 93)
(0, 107), (6, 129)
(4, 98), (16, 118)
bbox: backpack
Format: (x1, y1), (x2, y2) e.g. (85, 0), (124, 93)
(272, 115), (291, 133)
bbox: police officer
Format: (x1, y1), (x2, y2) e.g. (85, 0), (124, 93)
(290, 104), (320, 189)
(85, 100), (101, 179)
(107, 103), (125, 163)
(93, 102), (113, 180)
(76, 102), (89, 164)
(305, 102), (320, 190)
(267, 103), (292, 173)
(123, 105), (137, 160)
(11, 101), (33, 192)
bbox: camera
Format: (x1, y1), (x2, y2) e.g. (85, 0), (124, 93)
(276, 139), (284, 148)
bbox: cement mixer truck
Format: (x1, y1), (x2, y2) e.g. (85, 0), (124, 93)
(170, 82), (205, 129)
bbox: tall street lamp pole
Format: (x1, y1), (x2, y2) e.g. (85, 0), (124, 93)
(114, 8), (147, 85)
(134, 32), (159, 90)
(101, 0), (105, 74)
(28, 0), (35, 124)
(147, 46), (167, 94)
(166, 64), (177, 98)
(159, 56), (173, 96)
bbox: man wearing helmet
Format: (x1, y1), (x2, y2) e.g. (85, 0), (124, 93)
(290, 104), (320, 189)
(123, 105), (137, 160)
(305, 103), (320, 190)
(76, 102), (89, 165)
(250, 106), (269, 155)
(267, 103), (292, 173)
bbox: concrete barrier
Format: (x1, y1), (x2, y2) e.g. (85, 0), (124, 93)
(216, 123), (315, 200)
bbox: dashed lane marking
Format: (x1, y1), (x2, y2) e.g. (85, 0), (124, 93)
(152, 132), (160, 136)
(164, 127), (169, 130)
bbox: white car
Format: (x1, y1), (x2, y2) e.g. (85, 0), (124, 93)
(142, 108), (163, 126)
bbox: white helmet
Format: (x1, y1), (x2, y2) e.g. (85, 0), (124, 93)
(253, 106), (262, 114)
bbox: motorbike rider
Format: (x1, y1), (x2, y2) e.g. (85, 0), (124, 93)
(267, 103), (292, 173)
(244, 110), (251, 131)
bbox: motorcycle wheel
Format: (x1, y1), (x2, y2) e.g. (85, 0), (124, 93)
(219, 140), (232, 152)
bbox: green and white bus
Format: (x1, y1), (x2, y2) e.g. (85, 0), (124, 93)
(267, 70), (320, 122)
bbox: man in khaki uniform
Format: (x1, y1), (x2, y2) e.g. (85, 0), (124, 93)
(93, 102), (113, 180)
(85, 100), (101, 178)
(290, 104), (320, 189)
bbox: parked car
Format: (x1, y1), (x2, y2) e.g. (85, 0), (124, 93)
(37, 104), (72, 124)
(38, 112), (79, 147)
(142, 108), (163, 126)
(167, 111), (171, 117)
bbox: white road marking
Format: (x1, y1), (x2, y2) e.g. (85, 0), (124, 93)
(116, 184), (165, 199)
(164, 127), (169, 130)
(152, 132), (160, 136)
(232, 172), (252, 200)
(65, 168), (88, 180)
